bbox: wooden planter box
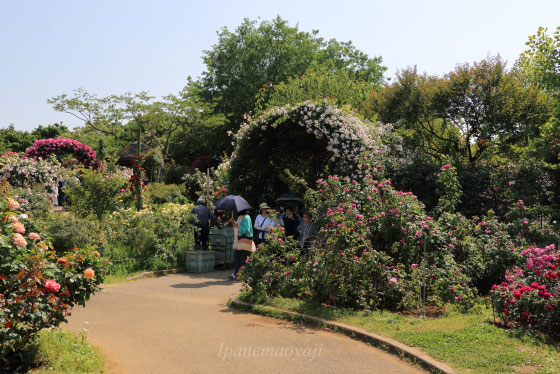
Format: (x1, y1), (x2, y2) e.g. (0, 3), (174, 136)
(185, 251), (216, 273)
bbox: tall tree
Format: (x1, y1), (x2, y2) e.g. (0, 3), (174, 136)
(516, 26), (560, 206)
(199, 16), (386, 132)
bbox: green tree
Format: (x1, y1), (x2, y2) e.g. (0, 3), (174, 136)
(31, 123), (69, 139)
(199, 16), (386, 133)
(517, 27), (560, 93)
(516, 27), (560, 207)
(372, 57), (551, 163)
(49, 88), (155, 140)
(256, 68), (376, 114)
(0, 125), (34, 152)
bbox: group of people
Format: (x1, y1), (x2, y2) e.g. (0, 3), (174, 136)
(190, 198), (318, 279)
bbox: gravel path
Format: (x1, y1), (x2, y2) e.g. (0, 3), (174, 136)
(63, 271), (425, 374)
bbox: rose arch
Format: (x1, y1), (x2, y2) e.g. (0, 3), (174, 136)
(225, 101), (386, 205)
(25, 138), (102, 170)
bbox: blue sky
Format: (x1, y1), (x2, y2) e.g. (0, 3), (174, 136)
(1, 0), (559, 131)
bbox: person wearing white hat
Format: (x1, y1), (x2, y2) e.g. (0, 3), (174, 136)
(254, 202), (276, 245)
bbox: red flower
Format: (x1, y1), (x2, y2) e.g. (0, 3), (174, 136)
(545, 304), (554, 311)
(4, 321), (10, 328)
(44, 279), (61, 293)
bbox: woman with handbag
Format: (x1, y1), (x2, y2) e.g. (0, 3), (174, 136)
(230, 209), (254, 279)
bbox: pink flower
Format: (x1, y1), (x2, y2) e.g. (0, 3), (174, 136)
(440, 164), (451, 170)
(44, 279), (61, 293)
(411, 264), (418, 269)
(7, 199), (20, 210)
(28, 232), (40, 240)
(389, 277), (397, 284)
(13, 233), (27, 247)
(12, 222), (25, 234)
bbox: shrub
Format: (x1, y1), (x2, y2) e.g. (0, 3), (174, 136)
(241, 171), (477, 311)
(491, 244), (560, 339)
(101, 203), (195, 270)
(64, 168), (131, 219)
(145, 183), (187, 205)
(11, 185), (51, 219)
(43, 213), (100, 255)
(0, 154), (64, 196)
(0, 183), (108, 371)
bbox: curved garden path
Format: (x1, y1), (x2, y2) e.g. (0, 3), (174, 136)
(63, 271), (425, 374)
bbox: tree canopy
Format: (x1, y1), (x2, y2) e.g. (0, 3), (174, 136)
(198, 16), (386, 131)
(371, 56), (551, 163)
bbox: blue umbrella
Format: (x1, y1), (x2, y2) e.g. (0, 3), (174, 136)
(214, 195), (251, 212)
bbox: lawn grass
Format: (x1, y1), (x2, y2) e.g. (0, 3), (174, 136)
(239, 294), (560, 374)
(29, 329), (104, 374)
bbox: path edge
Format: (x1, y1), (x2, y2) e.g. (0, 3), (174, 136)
(229, 297), (457, 374)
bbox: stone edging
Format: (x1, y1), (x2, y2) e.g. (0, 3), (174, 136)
(229, 298), (457, 374)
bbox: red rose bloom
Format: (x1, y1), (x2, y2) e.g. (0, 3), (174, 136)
(44, 279), (61, 293)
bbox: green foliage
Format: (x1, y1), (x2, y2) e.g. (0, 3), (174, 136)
(101, 203), (195, 270)
(435, 159), (462, 215)
(257, 68), (377, 114)
(372, 57), (552, 163)
(143, 149), (164, 182)
(145, 183), (187, 204)
(64, 168), (130, 219)
(517, 26), (560, 94)
(198, 16), (386, 140)
(43, 213), (100, 255)
(0, 125), (35, 153)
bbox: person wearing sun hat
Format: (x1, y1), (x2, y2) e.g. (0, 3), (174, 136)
(254, 202), (276, 245)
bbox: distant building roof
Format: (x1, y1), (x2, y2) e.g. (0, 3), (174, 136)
(116, 142), (151, 166)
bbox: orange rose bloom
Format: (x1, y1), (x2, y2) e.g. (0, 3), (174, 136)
(84, 268), (95, 279)
(12, 222), (25, 234)
(13, 233), (27, 247)
(7, 199), (20, 211)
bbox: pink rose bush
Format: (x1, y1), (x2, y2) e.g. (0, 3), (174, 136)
(240, 168), (476, 311)
(491, 244), (559, 338)
(0, 182), (108, 371)
(25, 137), (102, 170)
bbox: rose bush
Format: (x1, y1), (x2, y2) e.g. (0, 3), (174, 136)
(64, 167), (132, 219)
(25, 137), (102, 170)
(0, 182), (108, 371)
(241, 169), (477, 311)
(0, 154), (65, 195)
(491, 244), (559, 338)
